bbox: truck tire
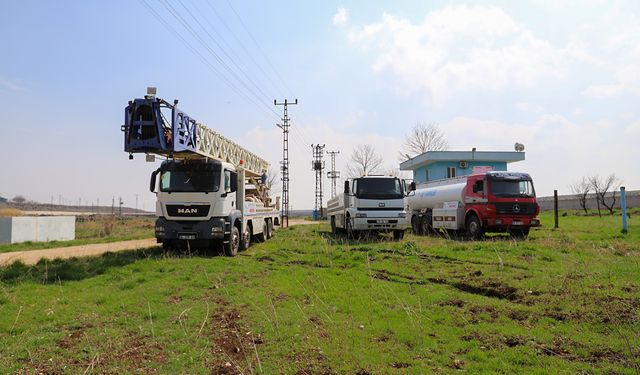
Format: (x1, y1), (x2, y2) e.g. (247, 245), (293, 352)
(241, 224), (252, 251)
(256, 221), (267, 243)
(465, 214), (483, 240)
(266, 219), (273, 239)
(509, 228), (530, 239)
(412, 216), (423, 235)
(331, 216), (338, 236)
(420, 214), (432, 235)
(162, 240), (173, 252)
(224, 226), (240, 257)
(393, 230), (405, 241)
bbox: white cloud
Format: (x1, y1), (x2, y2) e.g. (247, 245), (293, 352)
(0, 77), (28, 93)
(582, 64), (640, 98)
(347, 5), (564, 103)
(516, 102), (545, 114)
(332, 7), (348, 26)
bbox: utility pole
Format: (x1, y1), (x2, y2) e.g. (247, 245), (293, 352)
(112, 196), (115, 215)
(326, 150), (340, 197)
(135, 194), (139, 211)
(275, 98), (298, 227)
(119, 197), (123, 216)
(311, 144), (326, 220)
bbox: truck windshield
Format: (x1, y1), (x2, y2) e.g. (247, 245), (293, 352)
(355, 178), (403, 199)
(489, 179), (535, 198)
(159, 164), (221, 193)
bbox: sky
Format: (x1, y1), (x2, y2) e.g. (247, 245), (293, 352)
(1, 0), (639, 210)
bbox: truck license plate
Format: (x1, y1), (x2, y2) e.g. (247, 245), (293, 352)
(379, 220), (388, 224)
(179, 234), (196, 240)
(512, 221), (523, 226)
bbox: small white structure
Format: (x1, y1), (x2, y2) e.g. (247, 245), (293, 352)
(0, 216), (76, 244)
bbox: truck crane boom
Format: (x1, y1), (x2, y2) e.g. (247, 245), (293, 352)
(122, 87), (268, 177)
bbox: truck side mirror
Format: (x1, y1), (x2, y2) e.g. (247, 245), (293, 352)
(344, 181), (350, 194)
(410, 182), (416, 191)
(150, 169), (159, 192)
(230, 171), (238, 193)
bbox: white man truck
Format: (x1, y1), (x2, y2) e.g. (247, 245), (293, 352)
(327, 176), (411, 240)
(122, 88), (280, 256)
(408, 171), (540, 239)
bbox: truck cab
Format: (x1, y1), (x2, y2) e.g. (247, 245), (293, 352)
(327, 176), (410, 240)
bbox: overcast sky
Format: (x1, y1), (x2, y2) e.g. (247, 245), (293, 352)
(1, 0), (639, 210)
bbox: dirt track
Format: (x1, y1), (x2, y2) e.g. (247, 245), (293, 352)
(0, 239), (158, 266)
(0, 220), (319, 266)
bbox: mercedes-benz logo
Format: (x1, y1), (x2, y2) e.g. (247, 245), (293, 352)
(513, 204), (521, 213)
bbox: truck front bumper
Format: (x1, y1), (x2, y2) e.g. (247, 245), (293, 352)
(483, 217), (540, 231)
(155, 217), (226, 241)
(352, 216), (410, 231)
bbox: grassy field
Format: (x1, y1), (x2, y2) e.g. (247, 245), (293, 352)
(0, 216), (154, 253)
(0, 211), (638, 373)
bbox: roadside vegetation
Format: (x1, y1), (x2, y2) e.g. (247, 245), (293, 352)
(0, 215), (154, 253)
(0, 211), (638, 373)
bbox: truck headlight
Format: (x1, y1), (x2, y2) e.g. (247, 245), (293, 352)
(355, 213), (367, 218)
(397, 212), (406, 218)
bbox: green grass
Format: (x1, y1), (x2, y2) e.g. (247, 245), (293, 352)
(0, 211), (638, 373)
(0, 216), (154, 253)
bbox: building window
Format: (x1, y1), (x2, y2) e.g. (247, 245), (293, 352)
(447, 167), (456, 178)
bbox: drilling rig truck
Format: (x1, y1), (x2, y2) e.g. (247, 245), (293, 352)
(122, 88), (280, 256)
(408, 171), (540, 239)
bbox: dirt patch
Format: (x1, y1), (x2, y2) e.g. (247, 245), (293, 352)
(285, 260), (330, 268)
(166, 295), (182, 305)
(57, 322), (94, 349)
(256, 255), (275, 263)
(372, 330), (395, 343)
(467, 305), (500, 323)
(287, 346), (334, 375)
(208, 298), (264, 375)
(390, 361), (411, 368)
(451, 280), (519, 301)
(438, 299), (466, 308)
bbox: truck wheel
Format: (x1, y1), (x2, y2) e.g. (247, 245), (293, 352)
(224, 226), (240, 257)
(256, 221), (267, 243)
(393, 230), (405, 241)
(509, 228), (530, 239)
(412, 216), (423, 235)
(420, 215), (432, 235)
(465, 214), (483, 240)
(346, 217), (355, 239)
(267, 220), (274, 239)
(162, 240), (173, 252)
(331, 217), (337, 236)
(241, 224), (252, 251)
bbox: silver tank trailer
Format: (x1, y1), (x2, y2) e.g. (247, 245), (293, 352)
(407, 180), (468, 211)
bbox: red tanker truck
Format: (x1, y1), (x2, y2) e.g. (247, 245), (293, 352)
(407, 171), (540, 239)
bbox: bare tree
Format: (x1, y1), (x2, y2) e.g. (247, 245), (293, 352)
(399, 122), (449, 161)
(347, 144), (383, 177)
(11, 195), (27, 203)
(266, 166), (280, 194)
(590, 174), (621, 216)
(569, 177), (590, 214)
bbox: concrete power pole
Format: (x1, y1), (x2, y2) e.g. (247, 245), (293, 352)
(275, 99), (298, 227)
(326, 150), (340, 198)
(311, 144), (326, 220)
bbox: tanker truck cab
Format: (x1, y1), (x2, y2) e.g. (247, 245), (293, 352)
(327, 176), (411, 240)
(477, 172), (540, 236)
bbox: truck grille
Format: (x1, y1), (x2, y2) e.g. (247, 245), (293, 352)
(166, 204), (210, 217)
(495, 202), (537, 215)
